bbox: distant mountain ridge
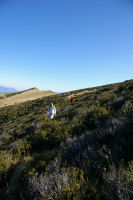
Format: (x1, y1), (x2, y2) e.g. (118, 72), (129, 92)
(0, 87), (56, 107)
(0, 86), (18, 94)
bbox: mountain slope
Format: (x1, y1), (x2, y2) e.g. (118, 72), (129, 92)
(0, 80), (133, 200)
(0, 87), (56, 108)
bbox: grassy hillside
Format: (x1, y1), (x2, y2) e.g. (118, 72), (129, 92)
(0, 88), (56, 108)
(0, 80), (133, 200)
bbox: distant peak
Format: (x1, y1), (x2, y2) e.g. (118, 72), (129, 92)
(0, 86), (18, 94)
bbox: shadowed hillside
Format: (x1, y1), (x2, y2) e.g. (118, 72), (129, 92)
(0, 87), (56, 108)
(0, 80), (133, 200)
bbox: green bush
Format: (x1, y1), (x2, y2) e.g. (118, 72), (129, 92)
(0, 151), (13, 175)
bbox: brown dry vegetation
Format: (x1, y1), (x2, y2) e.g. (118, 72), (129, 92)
(66, 89), (97, 99)
(0, 88), (56, 108)
(0, 94), (5, 98)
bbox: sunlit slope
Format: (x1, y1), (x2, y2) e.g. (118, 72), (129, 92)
(0, 94), (5, 98)
(0, 88), (56, 108)
(0, 79), (133, 200)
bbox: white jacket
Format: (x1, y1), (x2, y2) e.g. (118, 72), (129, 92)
(48, 106), (56, 117)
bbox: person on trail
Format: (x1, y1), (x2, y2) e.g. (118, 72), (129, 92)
(48, 103), (56, 119)
(70, 97), (74, 103)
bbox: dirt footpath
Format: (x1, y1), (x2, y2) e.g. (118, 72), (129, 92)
(66, 89), (97, 99)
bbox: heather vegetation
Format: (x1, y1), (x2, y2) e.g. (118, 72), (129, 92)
(0, 80), (133, 200)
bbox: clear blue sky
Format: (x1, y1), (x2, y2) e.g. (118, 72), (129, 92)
(0, 0), (133, 92)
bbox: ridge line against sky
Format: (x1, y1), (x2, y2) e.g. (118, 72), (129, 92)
(0, 0), (133, 92)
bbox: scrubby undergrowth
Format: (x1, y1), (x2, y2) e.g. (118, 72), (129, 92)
(0, 80), (133, 200)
